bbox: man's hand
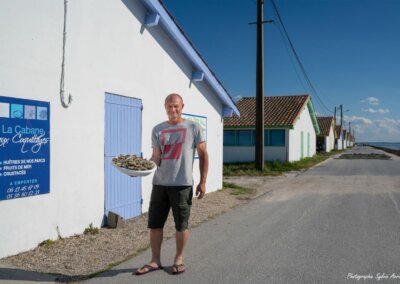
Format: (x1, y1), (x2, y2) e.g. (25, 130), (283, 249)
(150, 147), (161, 166)
(196, 183), (206, 199)
(196, 142), (208, 200)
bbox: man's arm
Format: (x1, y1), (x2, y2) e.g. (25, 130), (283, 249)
(196, 142), (208, 199)
(150, 147), (161, 166)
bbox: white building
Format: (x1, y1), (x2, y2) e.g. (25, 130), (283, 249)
(223, 95), (320, 163)
(0, 0), (239, 258)
(316, 117), (336, 153)
(335, 125), (346, 150)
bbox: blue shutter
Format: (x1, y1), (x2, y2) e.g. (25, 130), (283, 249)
(104, 93), (142, 220)
(237, 130), (254, 146)
(223, 130), (236, 146)
(270, 129), (285, 146)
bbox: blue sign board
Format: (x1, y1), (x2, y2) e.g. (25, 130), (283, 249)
(0, 96), (50, 201)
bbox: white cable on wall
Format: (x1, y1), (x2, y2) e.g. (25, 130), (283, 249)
(60, 0), (73, 108)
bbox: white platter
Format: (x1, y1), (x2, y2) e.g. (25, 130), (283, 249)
(112, 162), (156, 177)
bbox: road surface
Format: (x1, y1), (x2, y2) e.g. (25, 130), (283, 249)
(86, 146), (400, 283)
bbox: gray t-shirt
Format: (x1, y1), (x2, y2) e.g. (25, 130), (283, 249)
(152, 119), (205, 186)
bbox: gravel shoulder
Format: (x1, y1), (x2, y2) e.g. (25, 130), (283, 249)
(0, 176), (286, 282)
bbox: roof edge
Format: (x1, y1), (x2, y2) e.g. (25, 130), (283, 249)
(140, 0), (240, 117)
(307, 98), (320, 135)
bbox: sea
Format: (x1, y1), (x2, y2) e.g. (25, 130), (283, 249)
(362, 142), (400, 150)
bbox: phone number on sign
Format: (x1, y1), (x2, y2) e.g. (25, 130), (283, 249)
(5, 184), (40, 199)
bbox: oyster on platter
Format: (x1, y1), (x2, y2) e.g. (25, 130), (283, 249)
(112, 154), (156, 177)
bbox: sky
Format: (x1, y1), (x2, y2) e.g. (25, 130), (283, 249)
(162, 0), (400, 143)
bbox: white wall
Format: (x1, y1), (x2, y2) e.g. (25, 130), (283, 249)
(327, 127), (335, 152)
(288, 105), (316, 161)
(337, 138), (343, 150)
(323, 127), (335, 153)
(0, 0), (224, 258)
(343, 136), (347, 149)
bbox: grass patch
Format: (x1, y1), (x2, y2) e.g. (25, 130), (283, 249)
(224, 150), (342, 176)
(84, 223), (99, 235)
(223, 181), (254, 196)
(39, 239), (56, 247)
(223, 181), (245, 189)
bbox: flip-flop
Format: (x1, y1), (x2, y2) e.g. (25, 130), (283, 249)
(172, 263), (185, 275)
(135, 264), (163, 275)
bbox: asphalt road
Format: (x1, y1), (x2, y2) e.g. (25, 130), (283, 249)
(86, 146), (400, 284)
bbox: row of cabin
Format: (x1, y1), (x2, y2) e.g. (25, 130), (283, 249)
(317, 117), (355, 152)
(222, 96), (356, 164)
(316, 117), (354, 152)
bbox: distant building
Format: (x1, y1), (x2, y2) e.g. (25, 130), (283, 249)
(335, 125), (347, 150)
(223, 95), (320, 163)
(316, 117), (336, 152)
(343, 129), (348, 149)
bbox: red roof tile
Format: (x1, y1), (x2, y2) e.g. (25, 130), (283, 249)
(224, 95), (310, 127)
(317, 117), (334, 136)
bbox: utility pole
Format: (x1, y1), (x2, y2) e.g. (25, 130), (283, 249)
(349, 121), (351, 147)
(334, 106), (336, 125)
(340, 104), (344, 150)
(340, 104), (343, 126)
(255, 0), (265, 170)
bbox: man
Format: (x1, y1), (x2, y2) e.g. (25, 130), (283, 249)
(136, 93), (208, 275)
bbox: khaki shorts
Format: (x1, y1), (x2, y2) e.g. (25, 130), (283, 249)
(148, 185), (193, 231)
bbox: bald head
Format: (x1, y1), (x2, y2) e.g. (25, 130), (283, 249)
(164, 93), (184, 124)
(165, 93), (183, 105)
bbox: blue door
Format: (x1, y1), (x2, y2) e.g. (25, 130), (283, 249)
(105, 93), (142, 220)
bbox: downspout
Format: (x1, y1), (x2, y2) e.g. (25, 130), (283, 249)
(60, 0), (73, 108)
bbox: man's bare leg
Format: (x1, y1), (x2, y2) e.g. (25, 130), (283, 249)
(136, 229), (163, 274)
(173, 229), (189, 273)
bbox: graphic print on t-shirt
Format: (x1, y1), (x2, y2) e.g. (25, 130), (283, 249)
(161, 128), (187, 160)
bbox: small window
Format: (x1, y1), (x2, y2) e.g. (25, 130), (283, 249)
(223, 130), (236, 146)
(270, 129), (285, 146)
(264, 129), (269, 146)
(237, 130), (254, 146)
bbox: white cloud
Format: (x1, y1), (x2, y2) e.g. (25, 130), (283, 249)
(362, 108), (390, 114)
(346, 115), (400, 142)
(361, 96), (380, 105)
(341, 115), (373, 136)
(345, 115), (373, 125)
(376, 118), (400, 136)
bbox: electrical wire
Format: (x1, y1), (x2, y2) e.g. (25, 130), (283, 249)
(272, 20), (310, 96)
(270, 0), (333, 115)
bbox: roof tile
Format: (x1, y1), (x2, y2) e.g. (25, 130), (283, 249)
(224, 95), (310, 127)
(317, 117), (334, 136)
